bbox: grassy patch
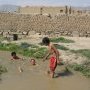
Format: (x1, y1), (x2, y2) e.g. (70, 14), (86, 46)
(0, 43), (48, 59)
(0, 43), (20, 52)
(20, 42), (38, 49)
(50, 37), (74, 43)
(69, 64), (90, 78)
(33, 47), (48, 58)
(18, 47), (47, 58)
(70, 49), (90, 59)
(0, 35), (5, 41)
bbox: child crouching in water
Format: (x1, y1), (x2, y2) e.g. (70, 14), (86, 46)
(30, 59), (36, 65)
(42, 37), (60, 78)
(11, 52), (21, 60)
(11, 51), (23, 72)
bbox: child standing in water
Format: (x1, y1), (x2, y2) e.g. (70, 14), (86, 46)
(42, 37), (60, 78)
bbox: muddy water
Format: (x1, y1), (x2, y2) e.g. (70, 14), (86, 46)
(0, 51), (90, 90)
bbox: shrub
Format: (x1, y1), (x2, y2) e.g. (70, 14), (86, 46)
(71, 49), (90, 59)
(70, 64), (90, 78)
(0, 43), (47, 59)
(33, 48), (48, 58)
(0, 43), (9, 51)
(22, 48), (36, 57)
(20, 42), (31, 48)
(50, 37), (74, 43)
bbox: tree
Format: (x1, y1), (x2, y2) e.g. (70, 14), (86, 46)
(65, 5), (68, 15)
(69, 6), (72, 14)
(40, 7), (43, 15)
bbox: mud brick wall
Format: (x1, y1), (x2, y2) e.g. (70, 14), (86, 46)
(0, 12), (90, 37)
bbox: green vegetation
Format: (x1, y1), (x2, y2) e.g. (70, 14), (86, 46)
(0, 35), (4, 42)
(20, 42), (38, 49)
(71, 49), (90, 59)
(0, 42), (69, 59)
(0, 42), (48, 59)
(0, 65), (7, 75)
(33, 48), (48, 58)
(70, 64), (90, 78)
(0, 43), (20, 51)
(69, 49), (90, 78)
(50, 37), (74, 43)
(18, 47), (47, 58)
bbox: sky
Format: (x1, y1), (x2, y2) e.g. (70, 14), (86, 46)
(0, 0), (90, 7)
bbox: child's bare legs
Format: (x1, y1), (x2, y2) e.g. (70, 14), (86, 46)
(50, 71), (54, 78)
(47, 68), (55, 78)
(46, 70), (55, 78)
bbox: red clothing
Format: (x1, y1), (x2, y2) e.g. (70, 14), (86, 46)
(50, 56), (57, 72)
(13, 56), (20, 59)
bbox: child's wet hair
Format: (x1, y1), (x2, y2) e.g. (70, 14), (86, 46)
(31, 59), (35, 61)
(11, 52), (16, 56)
(42, 37), (50, 45)
(30, 59), (36, 65)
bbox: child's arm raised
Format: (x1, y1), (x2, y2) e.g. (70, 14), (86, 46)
(43, 52), (50, 62)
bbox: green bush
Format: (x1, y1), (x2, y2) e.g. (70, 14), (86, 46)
(50, 37), (74, 43)
(22, 48), (36, 57)
(20, 43), (38, 49)
(8, 44), (20, 51)
(33, 48), (48, 58)
(0, 43), (48, 59)
(0, 35), (5, 41)
(70, 64), (90, 78)
(0, 43), (20, 52)
(71, 49), (90, 59)
(20, 42), (31, 48)
(0, 43), (9, 51)
(20, 47), (47, 58)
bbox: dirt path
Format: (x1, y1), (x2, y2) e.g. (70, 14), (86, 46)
(0, 51), (90, 90)
(61, 37), (90, 50)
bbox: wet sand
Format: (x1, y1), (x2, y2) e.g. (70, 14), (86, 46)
(0, 51), (90, 90)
